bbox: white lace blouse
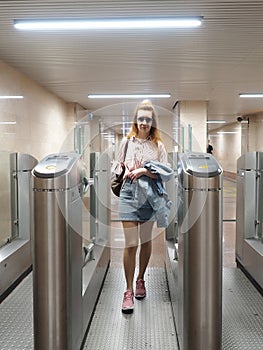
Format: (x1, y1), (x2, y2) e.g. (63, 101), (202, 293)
(116, 136), (167, 172)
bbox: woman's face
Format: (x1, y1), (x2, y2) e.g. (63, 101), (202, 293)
(136, 109), (153, 135)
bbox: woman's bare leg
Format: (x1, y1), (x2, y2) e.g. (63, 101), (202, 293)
(122, 221), (139, 291)
(137, 221), (154, 281)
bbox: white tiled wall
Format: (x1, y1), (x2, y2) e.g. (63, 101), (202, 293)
(0, 59), (75, 161)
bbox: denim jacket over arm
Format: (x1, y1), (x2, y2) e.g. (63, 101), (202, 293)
(136, 160), (174, 227)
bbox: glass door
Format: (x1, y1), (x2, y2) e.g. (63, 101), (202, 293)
(0, 151), (13, 248)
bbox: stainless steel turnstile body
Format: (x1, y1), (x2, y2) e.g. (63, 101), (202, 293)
(33, 153), (84, 350)
(236, 152), (263, 290)
(166, 152), (223, 350)
(32, 152), (110, 350)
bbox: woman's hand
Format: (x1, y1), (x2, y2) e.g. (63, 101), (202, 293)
(127, 168), (147, 181)
(126, 168), (157, 181)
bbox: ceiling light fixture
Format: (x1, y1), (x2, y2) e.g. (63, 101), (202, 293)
(0, 121), (17, 125)
(206, 120), (226, 124)
(239, 93), (263, 98)
(217, 131), (239, 134)
(88, 94), (171, 99)
(14, 17), (203, 30)
(0, 96), (24, 99)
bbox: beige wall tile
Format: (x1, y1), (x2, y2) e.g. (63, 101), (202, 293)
(0, 59), (75, 161)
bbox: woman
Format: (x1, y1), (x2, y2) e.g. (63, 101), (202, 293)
(116, 100), (171, 314)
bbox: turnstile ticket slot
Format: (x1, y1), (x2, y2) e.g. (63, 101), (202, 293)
(33, 153), (79, 178)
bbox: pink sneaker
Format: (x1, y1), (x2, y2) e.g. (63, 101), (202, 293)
(135, 279), (146, 299)
(122, 290), (134, 313)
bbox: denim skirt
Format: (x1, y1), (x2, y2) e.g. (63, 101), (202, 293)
(118, 178), (155, 222)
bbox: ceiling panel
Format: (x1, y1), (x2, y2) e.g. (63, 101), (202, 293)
(0, 0), (263, 128)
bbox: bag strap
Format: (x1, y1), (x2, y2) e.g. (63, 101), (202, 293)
(122, 139), (129, 162)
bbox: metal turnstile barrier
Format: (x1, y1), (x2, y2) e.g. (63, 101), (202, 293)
(166, 152), (223, 350)
(236, 152), (263, 291)
(32, 151), (110, 350)
(0, 152), (38, 301)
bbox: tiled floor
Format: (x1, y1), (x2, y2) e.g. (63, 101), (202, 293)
(110, 176), (237, 269)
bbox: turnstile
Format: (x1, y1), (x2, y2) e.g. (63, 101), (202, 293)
(0, 152), (38, 300)
(165, 152), (223, 350)
(236, 152), (263, 291)
(32, 151), (110, 350)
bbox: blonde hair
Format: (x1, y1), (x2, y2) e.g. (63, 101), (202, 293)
(127, 99), (162, 145)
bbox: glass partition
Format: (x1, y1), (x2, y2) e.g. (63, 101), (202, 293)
(0, 151), (37, 249)
(70, 102), (178, 250)
(74, 122), (92, 244)
(0, 151), (12, 248)
(179, 124), (193, 153)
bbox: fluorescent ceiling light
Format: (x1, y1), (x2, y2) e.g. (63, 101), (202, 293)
(239, 93), (263, 98)
(0, 121), (17, 125)
(14, 17), (203, 30)
(88, 94), (171, 99)
(0, 96), (24, 99)
(206, 120), (226, 124)
(217, 131), (239, 134)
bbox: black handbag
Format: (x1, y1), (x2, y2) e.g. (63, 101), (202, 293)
(111, 140), (129, 197)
